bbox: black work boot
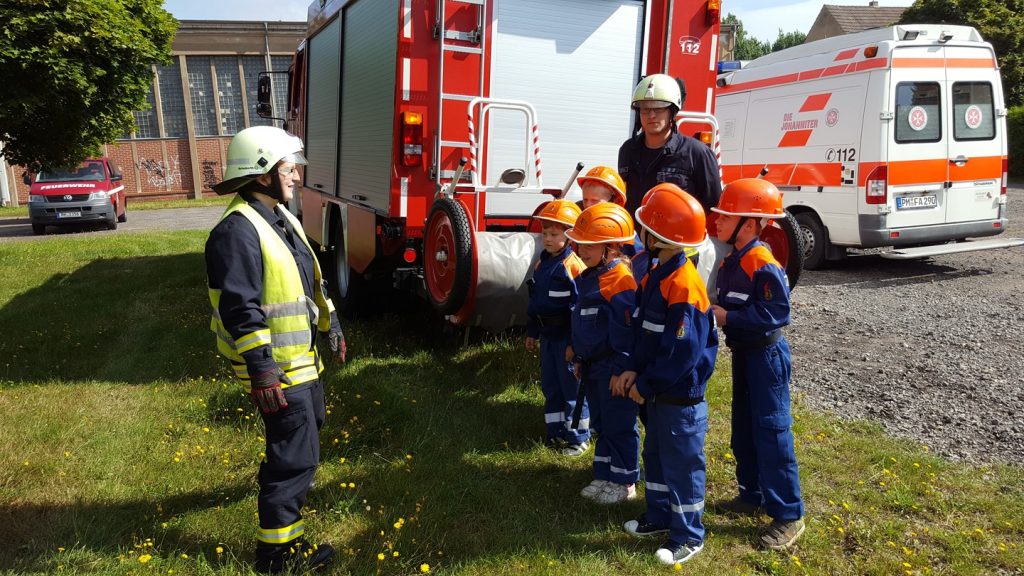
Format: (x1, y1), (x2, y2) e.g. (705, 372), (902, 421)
(254, 539), (335, 574)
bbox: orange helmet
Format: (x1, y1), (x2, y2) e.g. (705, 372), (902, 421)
(565, 202), (635, 245)
(712, 178), (785, 218)
(635, 183), (707, 247)
(576, 166), (626, 206)
(533, 199), (582, 227)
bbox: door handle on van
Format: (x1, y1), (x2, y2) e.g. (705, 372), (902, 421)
(949, 155), (969, 166)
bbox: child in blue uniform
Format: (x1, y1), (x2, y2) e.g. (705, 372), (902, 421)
(565, 202), (639, 504)
(617, 183), (718, 565)
(710, 178), (805, 551)
(526, 199), (590, 455)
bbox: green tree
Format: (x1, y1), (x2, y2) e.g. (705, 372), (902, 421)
(0, 0), (177, 172)
(771, 29), (807, 53)
(722, 13), (769, 61)
(899, 0), (1024, 107)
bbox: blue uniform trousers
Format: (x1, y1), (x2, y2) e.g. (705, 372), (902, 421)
(257, 379), (325, 544)
(642, 399), (708, 546)
(730, 338), (803, 521)
(539, 333), (590, 444)
(585, 361), (639, 484)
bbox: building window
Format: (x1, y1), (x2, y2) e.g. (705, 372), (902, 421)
(214, 56), (244, 135)
(242, 56), (273, 128)
(158, 56), (187, 138)
(187, 56), (217, 136)
(131, 86), (159, 139)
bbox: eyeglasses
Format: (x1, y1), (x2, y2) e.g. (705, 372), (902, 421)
(277, 166), (299, 176)
(637, 106), (668, 115)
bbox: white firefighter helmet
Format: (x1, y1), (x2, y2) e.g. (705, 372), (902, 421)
(213, 126), (307, 195)
(631, 73), (684, 110)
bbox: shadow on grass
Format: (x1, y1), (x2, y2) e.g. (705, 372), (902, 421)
(0, 253), (221, 385)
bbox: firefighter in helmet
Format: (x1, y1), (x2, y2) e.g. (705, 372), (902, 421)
(206, 125), (344, 573)
(618, 73), (728, 297)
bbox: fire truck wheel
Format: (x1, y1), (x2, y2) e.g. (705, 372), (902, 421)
(760, 210), (803, 291)
(794, 211), (828, 271)
(330, 230), (365, 317)
(424, 197), (473, 315)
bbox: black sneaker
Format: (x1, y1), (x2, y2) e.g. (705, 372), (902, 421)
(654, 539), (703, 565)
(254, 539), (335, 574)
(623, 515), (670, 538)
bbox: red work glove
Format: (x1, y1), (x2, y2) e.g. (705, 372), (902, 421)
(250, 367), (289, 414)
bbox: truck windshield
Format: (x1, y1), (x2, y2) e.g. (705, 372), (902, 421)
(36, 161), (106, 183)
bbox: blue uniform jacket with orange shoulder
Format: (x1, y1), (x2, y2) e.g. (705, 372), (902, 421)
(716, 239), (791, 342)
(527, 245), (586, 338)
(570, 258), (636, 373)
(632, 252), (718, 400)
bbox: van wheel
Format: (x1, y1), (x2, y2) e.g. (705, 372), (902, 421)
(31, 224), (46, 235)
(117, 199), (127, 223)
(106, 213), (118, 231)
(795, 212), (828, 270)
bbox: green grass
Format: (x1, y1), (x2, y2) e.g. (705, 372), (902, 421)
(0, 196), (229, 219)
(0, 231), (1021, 575)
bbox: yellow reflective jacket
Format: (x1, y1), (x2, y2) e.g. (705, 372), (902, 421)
(209, 195), (335, 388)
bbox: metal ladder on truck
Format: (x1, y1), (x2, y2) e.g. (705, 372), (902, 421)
(433, 0), (487, 188)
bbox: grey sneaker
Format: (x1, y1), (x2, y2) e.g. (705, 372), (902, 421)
(760, 518), (805, 551)
(580, 479), (609, 498)
(561, 442), (589, 456)
(593, 482), (636, 504)
(654, 540), (703, 565)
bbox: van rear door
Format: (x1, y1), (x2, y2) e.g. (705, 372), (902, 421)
(943, 45), (1002, 225)
(887, 46), (949, 230)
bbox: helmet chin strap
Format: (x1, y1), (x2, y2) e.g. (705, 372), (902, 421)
(251, 171), (286, 202)
(727, 216), (749, 245)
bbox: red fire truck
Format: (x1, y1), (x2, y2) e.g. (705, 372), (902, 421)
(262, 0), (738, 329)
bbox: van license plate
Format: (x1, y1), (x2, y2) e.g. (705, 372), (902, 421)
(896, 195), (937, 210)
(57, 211), (82, 219)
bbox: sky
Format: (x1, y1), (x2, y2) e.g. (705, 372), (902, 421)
(162, 0), (917, 43)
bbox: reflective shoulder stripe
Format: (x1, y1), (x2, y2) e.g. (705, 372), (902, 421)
(257, 520), (305, 544)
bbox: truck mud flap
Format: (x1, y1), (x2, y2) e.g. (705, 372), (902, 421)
(879, 237), (1024, 260)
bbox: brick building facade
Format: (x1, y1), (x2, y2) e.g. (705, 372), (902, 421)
(3, 20), (305, 206)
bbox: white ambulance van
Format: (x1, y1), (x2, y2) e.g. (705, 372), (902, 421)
(716, 25), (1021, 268)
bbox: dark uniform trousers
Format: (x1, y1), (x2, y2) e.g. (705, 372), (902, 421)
(258, 379), (326, 537)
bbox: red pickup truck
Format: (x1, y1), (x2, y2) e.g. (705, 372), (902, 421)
(26, 157), (128, 235)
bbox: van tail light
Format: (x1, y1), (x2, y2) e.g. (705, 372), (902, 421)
(401, 111), (423, 167)
(865, 165), (888, 205)
(1001, 157), (1008, 197)
(706, 0), (721, 26)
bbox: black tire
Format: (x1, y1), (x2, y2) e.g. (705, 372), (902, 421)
(794, 211), (828, 270)
(776, 210), (804, 290)
(328, 224), (367, 318)
(424, 197), (473, 315)
(31, 223), (45, 235)
(117, 198), (127, 223)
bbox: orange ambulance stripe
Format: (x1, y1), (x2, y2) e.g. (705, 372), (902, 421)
(722, 156), (1005, 188)
(799, 93), (831, 112)
(778, 130), (813, 148)
(833, 48), (859, 61)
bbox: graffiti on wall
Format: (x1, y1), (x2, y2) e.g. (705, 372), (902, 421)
(201, 160), (221, 191)
(138, 157), (182, 188)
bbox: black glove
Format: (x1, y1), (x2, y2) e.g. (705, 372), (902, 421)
(250, 367), (289, 414)
(326, 326), (346, 364)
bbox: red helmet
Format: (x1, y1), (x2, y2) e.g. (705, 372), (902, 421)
(635, 183), (706, 247)
(576, 166), (626, 206)
(712, 178), (785, 218)
(565, 203), (634, 244)
(533, 199), (582, 227)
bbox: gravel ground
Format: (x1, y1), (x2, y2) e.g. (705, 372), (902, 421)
(787, 183), (1024, 465)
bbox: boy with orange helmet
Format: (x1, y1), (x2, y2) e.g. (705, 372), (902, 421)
(709, 178), (805, 551)
(616, 183), (718, 565)
(526, 200), (590, 455)
(565, 202), (640, 504)
(576, 165), (643, 256)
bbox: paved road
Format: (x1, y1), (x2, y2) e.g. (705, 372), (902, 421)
(0, 206), (224, 242)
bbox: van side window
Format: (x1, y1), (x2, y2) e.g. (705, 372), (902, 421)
(895, 82), (941, 144)
(952, 82), (995, 141)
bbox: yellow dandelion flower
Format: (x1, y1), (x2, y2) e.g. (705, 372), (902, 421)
(180, 553), (189, 559)
(349, 482), (356, 488)
(216, 546), (224, 554)
(377, 552), (385, 561)
(139, 554), (152, 563)
(393, 551), (399, 557)
(902, 562), (912, 568)
(57, 547), (65, 553)
(673, 562), (683, 571)
(420, 563), (430, 573)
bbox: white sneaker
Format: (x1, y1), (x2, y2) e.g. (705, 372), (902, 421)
(655, 541), (703, 565)
(593, 482), (637, 504)
(561, 442), (589, 457)
(580, 479), (609, 498)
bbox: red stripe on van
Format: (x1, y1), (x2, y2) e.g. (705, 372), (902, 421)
(834, 48), (859, 61)
(799, 93), (831, 112)
(778, 130), (813, 147)
(722, 58), (889, 94)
